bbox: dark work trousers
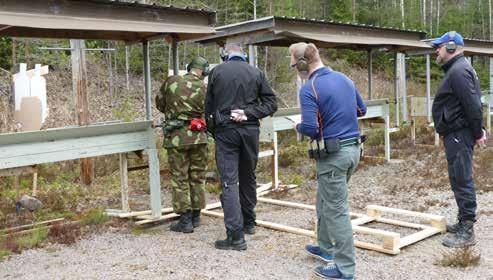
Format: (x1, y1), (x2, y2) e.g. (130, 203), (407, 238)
(443, 128), (477, 222)
(214, 126), (260, 232)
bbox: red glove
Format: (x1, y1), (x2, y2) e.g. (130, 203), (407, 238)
(189, 118), (207, 132)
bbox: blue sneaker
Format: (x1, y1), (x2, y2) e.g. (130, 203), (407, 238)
(313, 264), (353, 280)
(305, 245), (334, 263)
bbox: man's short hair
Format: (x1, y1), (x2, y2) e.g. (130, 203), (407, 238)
(288, 42), (320, 64)
(225, 42), (244, 53)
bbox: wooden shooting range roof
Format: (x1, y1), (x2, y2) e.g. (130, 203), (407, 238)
(0, 0), (216, 42)
(195, 16), (430, 52)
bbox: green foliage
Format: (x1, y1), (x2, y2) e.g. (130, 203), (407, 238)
(79, 209), (110, 226)
(0, 38), (12, 70)
(112, 97), (138, 122)
(0, 249), (10, 261)
(16, 227), (48, 250)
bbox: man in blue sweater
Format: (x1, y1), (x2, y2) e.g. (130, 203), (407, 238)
(289, 42), (366, 280)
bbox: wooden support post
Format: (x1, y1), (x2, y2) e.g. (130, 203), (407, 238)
(32, 171), (38, 197)
(426, 54), (432, 123)
(411, 118), (416, 145)
(384, 114), (391, 162)
(71, 39), (94, 186)
(434, 132), (440, 147)
(119, 153), (130, 212)
(271, 132), (279, 189)
(367, 48), (373, 100)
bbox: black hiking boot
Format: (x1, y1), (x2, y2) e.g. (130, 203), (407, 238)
(446, 220), (464, 233)
(215, 230), (247, 251)
(192, 210), (201, 228)
(442, 220), (476, 248)
(170, 211), (193, 233)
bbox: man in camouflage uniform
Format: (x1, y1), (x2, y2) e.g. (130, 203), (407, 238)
(156, 56), (210, 233)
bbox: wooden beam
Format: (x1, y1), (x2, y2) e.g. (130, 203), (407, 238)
(134, 201), (222, 225)
(399, 227), (440, 248)
(0, 218), (64, 234)
(201, 209), (316, 237)
(366, 205), (446, 224)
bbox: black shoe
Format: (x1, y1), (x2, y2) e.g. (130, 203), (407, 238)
(442, 220), (476, 248)
(215, 230), (247, 251)
(170, 211), (193, 233)
(192, 210), (201, 228)
(244, 225), (255, 235)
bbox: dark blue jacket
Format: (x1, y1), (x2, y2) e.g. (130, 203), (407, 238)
(296, 67), (366, 140)
(432, 54), (483, 139)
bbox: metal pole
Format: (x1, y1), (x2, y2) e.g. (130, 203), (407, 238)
(172, 38), (179, 75)
(426, 54), (432, 123)
(249, 44), (255, 66)
(367, 49), (373, 99)
(394, 52), (400, 125)
(143, 40), (152, 121)
(401, 53), (408, 123)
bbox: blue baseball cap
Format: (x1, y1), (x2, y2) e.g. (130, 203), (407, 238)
(430, 31), (464, 47)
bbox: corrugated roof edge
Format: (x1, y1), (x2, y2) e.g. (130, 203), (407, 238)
(273, 16), (427, 35)
(84, 0), (216, 16)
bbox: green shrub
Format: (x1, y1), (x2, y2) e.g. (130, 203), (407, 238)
(16, 227), (48, 250)
(80, 209), (110, 226)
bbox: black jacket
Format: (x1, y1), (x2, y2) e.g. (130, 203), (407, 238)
(205, 58), (277, 133)
(432, 54), (483, 139)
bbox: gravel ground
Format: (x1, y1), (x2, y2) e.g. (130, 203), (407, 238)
(1, 145), (493, 280)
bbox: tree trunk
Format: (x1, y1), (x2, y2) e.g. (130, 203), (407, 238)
(400, 0), (405, 28)
(436, 0), (440, 34)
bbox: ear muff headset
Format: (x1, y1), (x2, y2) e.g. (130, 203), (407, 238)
(295, 44), (310, 73)
(445, 31), (457, 54)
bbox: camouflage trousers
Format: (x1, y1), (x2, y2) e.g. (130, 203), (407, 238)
(167, 144), (207, 213)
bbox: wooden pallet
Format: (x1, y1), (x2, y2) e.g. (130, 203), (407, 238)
(253, 198), (446, 255)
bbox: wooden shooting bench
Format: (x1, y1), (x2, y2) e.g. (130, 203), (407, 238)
(0, 0), (216, 219)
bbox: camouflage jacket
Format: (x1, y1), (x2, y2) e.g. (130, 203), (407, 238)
(156, 73), (208, 148)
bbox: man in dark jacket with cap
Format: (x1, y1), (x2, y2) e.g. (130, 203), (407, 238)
(206, 43), (277, 251)
(430, 31), (487, 248)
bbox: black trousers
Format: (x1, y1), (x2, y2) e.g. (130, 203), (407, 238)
(443, 128), (477, 222)
(215, 126), (259, 232)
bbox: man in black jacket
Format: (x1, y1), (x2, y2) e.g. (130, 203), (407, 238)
(431, 31), (487, 248)
(205, 43), (277, 250)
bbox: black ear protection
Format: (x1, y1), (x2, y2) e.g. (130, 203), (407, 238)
(445, 31), (457, 54)
(295, 44), (310, 73)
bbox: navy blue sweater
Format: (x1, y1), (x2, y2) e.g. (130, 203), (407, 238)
(296, 67), (367, 140)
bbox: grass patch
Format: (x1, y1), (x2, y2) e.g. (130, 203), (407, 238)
(79, 209), (110, 226)
(205, 182), (221, 194)
(16, 227), (48, 250)
(435, 247), (481, 268)
(0, 249), (10, 260)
